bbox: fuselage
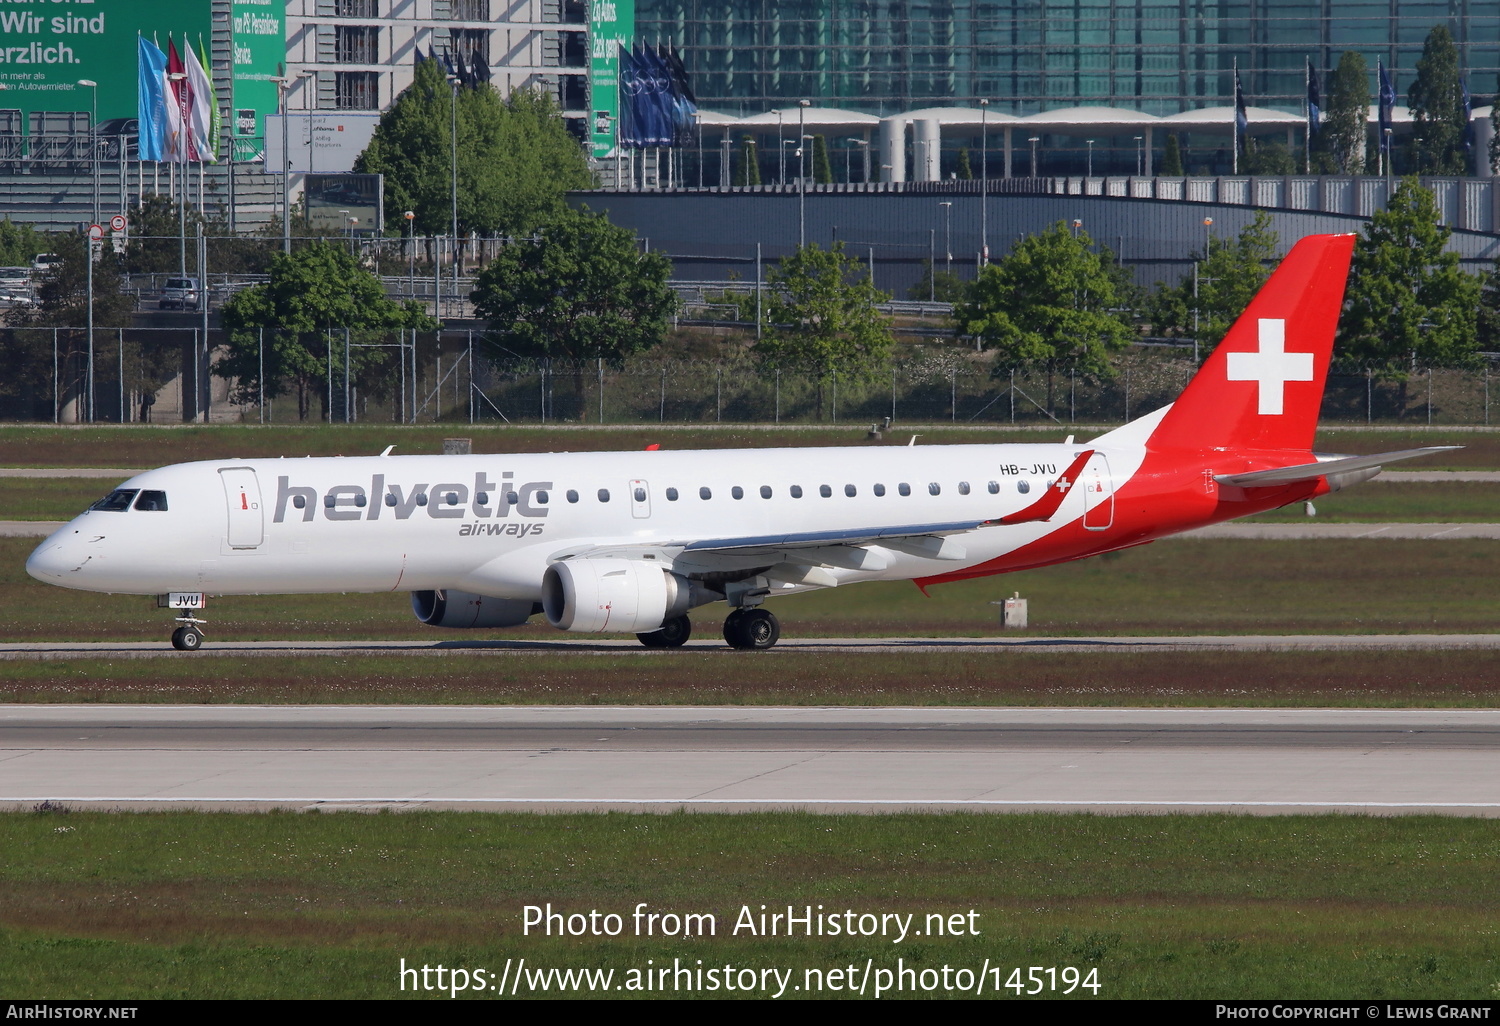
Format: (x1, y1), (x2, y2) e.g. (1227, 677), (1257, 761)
(24, 418), (1318, 602)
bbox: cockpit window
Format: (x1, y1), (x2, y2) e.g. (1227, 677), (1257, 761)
(90, 489), (138, 512)
(134, 490), (169, 511)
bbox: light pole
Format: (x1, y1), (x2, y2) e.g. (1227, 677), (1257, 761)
(1086, 138), (1095, 178)
(979, 98), (989, 264)
(1203, 216), (1213, 255)
(405, 210), (415, 298)
(777, 109), (785, 183)
(449, 72), (460, 282)
(272, 75), (291, 253)
(78, 79), (98, 225)
(1134, 135), (1143, 176)
(1071, 218), (1082, 237)
(798, 99), (809, 249)
(1029, 135), (1040, 177)
(939, 201), (952, 277)
(1384, 128), (1393, 190)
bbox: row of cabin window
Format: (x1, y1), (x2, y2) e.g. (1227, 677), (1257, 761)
(562, 480), (1033, 504)
(312, 478), (1038, 510)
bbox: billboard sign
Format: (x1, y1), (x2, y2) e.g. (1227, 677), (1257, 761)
(0, 0), (208, 123)
(230, 0), (284, 141)
(265, 113), (380, 173)
(305, 174), (383, 235)
(588, 0), (634, 160)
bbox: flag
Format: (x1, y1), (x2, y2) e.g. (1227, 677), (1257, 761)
(187, 37), (217, 163)
(451, 45), (470, 88)
(1378, 60), (1396, 153)
(165, 36), (192, 163)
(1233, 60), (1247, 154)
(641, 44), (673, 146)
(618, 43), (644, 149)
(663, 44), (698, 147)
(1306, 58), (1321, 136)
(137, 35), (168, 162)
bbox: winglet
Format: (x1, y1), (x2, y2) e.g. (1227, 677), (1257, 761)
(993, 450), (1094, 525)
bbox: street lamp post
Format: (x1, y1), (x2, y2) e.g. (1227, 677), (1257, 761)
(1134, 135), (1143, 176)
(449, 73), (460, 290)
(1203, 216), (1213, 255)
(1086, 139), (1095, 178)
(798, 99), (809, 249)
(405, 210), (415, 298)
(78, 80), (98, 225)
(1029, 136), (1040, 177)
(939, 201), (952, 277)
(979, 98), (989, 264)
(272, 75), (291, 253)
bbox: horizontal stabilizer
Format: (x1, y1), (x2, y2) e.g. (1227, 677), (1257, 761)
(1214, 447), (1460, 487)
(994, 450), (1095, 525)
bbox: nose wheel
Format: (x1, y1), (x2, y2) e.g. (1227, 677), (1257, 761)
(723, 608), (780, 650)
(170, 615), (206, 651)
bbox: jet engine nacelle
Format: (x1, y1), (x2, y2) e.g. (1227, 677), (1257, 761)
(541, 559), (708, 633)
(412, 589), (539, 629)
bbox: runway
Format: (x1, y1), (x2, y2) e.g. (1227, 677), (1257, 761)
(2, 705), (1497, 815)
(3, 632), (1500, 658)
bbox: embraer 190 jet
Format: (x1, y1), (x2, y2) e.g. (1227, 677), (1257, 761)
(27, 233), (1451, 650)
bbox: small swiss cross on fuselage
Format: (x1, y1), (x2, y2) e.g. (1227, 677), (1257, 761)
(1225, 319), (1315, 415)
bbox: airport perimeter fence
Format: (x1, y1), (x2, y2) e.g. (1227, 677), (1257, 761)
(2, 323), (1497, 428)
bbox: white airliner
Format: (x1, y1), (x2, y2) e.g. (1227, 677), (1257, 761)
(27, 233), (1451, 650)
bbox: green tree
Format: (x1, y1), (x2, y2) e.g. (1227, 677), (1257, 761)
(1341, 178), (1482, 413)
(1407, 25), (1468, 174)
(955, 147), (973, 180)
(753, 242), (894, 419)
(0, 219), (50, 267)
(952, 223), (1135, 414)
(908, 261), (967, 303)
(216, 241), (435, 420)
(470, 207), (676, 411)
(1242, 138), (1297, 174)
(1318, 52), (1369, 174)
(354, 57), (592, 242)
(1479, 257), (1500, 352)
(1161, 134), (1184, 175)
(1490, 77), (1500, 175)
(811, 134), (833, 184)
(1147, 211), (1279, 351)
(734, 134), (761, 186)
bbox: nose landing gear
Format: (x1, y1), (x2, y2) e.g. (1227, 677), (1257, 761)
(170, 615), (206, 651)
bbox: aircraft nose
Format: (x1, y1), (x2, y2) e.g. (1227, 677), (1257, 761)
(26, 535), (79, 583)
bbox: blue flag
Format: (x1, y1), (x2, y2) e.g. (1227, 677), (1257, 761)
(618, 43), (642, 149)
(1378, 61), (1396, 152)
(1306, 59), (1321, 136)
(137, 35), (168, 162)
(1233, 62), (1247, 153)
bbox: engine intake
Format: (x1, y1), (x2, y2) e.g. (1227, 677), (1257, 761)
(411, 589), (539, 629)
(542, 559), (709, 633)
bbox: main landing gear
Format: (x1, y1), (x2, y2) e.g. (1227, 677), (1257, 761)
(723, 607), (780, 651)
(633, 608), (784, 650)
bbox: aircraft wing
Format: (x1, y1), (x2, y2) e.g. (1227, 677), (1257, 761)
(1214, 446), (1460, 487)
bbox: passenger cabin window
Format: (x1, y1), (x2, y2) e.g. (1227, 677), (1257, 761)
(731, 486), (744, 500)
(566, 490), (580, 503)
(634, 487), (647, 502)
(844, 484), (857, 497)
(988, 481), (1000, 494)
(958, 481), (971, 495)
(476, 491), (490, 506)
(133, 490), (168, 511)
(928, 483), (941, 495)
(819, 484), (832, 498)
(666, 487), (679, 501)
(790, 485), (803, 498)
(1017, 480), (1031, 494)
(699, 486), (712, 500)
(873, 484), (886, 497)
(90, 489), (138, 512)
(760, 485), (772, 499)
(536, 491), (549, 505)
(505, 491), (520, 505)
(898, 483), (911, 496)
(597, 488), (611, 503)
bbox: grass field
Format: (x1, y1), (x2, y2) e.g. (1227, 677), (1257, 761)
(4, 537), (1496, 643)
(1, 649), (1497, 706)
(1, 423), (1497, 468)
(2, 811), (1497, 999)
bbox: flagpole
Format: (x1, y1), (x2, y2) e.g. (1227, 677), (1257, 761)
(1232, 57), (1239, 175)
(1304, 59), (1311, 174)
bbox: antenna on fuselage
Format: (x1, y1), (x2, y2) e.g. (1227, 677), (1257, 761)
(908, 435), (919, 447)
(380, 445), (396, 457)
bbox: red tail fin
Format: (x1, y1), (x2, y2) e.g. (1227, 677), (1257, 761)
(1149, 233), (1355, 453)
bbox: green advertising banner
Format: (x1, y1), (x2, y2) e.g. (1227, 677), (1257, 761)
(230, 0), (283, 143)
(0, 0), (209, 125)
(589, 0), (634, 160)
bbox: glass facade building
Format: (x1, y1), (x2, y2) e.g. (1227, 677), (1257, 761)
(637, 1), (1500, 118)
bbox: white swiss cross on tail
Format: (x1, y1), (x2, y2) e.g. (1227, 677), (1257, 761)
(1225, 319), (1314, 415)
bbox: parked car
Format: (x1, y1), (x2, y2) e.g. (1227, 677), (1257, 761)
(31, 253), (60, 273)
(158, 277), (201, 311)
